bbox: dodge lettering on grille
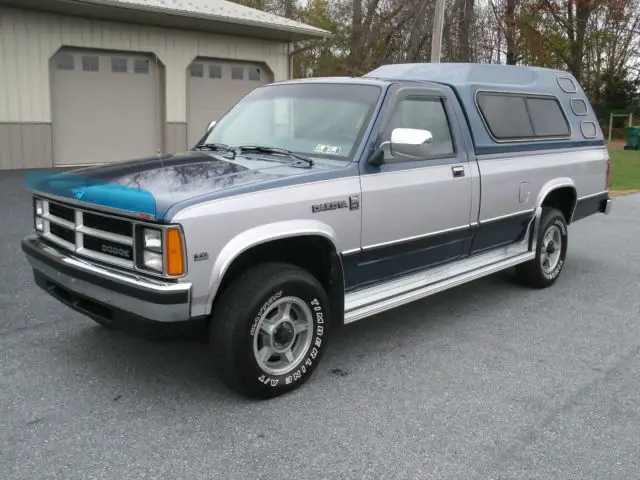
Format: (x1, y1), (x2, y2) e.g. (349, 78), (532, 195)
(101, 244), (131, 259)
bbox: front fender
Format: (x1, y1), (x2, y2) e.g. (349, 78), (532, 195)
(204, 219), (339, 315)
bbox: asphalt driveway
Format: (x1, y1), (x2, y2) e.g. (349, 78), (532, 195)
(1, 169), (639, 479)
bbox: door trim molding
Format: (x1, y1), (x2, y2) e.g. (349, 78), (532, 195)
(361, 223), (471, 251)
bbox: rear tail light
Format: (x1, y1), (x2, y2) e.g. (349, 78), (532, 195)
(606, 158), (611, 190)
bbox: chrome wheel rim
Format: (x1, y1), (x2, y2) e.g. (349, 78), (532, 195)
(541, 225), (562, 274)
(252, 296), (313, 376)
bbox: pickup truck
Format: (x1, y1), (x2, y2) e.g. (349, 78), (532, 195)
(22, 63), (612, 399)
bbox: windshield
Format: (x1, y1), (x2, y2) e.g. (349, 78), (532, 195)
(200, 83), (382, 160)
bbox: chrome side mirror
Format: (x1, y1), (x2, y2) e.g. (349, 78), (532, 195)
(391, 127), (432, 146)
(389, 128), (433, 157)
(206, 120), (217, 133)
(370, 128), (433, 165)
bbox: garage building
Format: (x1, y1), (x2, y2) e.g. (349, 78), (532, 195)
(0, 0), (330, 170)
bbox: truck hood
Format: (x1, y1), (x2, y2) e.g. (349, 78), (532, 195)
(26, 150), (346, 220)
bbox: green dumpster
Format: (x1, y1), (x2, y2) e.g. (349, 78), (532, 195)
(624, 126), (640, 150)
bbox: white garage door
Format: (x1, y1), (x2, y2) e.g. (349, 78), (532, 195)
(187, 60), (271, 147)
(51, 49), (163, 166)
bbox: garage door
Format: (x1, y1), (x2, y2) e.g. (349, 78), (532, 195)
(187, 60), (271, 147)
(51, 49), (163, 166)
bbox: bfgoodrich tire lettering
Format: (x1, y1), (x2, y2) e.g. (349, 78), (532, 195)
(210, 262), (330, 399)
(516, 207), (568, 289)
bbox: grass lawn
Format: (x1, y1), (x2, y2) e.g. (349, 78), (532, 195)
(608, 143), (640, 194)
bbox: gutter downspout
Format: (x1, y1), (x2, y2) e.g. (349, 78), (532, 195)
(288, 41), (327, 79)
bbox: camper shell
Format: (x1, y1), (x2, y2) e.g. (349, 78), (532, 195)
(363, 63), (604, 155)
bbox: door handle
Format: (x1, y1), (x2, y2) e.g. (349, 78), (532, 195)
(452, 165), (465, 178)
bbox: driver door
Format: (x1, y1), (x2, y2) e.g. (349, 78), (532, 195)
(353, 85), (475, 289)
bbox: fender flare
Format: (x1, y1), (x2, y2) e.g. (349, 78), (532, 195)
(204, 219), (341, 315)
(535, 177), (577, 211)
(529, 178), (577, 250)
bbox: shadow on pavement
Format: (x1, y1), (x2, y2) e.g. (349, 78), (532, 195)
(56, 268), (521, 402)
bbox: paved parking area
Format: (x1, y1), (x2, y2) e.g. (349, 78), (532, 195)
(1, 169), (640, 480)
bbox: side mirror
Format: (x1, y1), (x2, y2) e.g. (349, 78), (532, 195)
(389, 128), (433, 157)
(369, 128), (433, 166)
(206, 120), (217, 133)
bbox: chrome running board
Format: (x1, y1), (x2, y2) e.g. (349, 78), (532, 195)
(344, 239), (535, 324)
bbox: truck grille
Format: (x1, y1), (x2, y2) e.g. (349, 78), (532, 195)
(40, 198), (136, 269)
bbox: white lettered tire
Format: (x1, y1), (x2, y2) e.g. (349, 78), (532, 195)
(209, 262), (330, 399)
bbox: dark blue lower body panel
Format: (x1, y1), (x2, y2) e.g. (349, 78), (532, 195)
(342, 228), (473, 291)
(572, 192), (610, 222)
(342, 212), (533, 291)
(342, 194), (609, 293)
(468, 212), (533, 256)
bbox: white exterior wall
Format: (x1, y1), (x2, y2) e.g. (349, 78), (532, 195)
(0, 6), (289, 123)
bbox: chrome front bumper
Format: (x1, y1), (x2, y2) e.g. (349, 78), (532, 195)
(22, 234), (192, 323)
(603, 198), (613, 215)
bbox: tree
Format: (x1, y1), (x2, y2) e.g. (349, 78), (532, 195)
(227, 0), (640, 108)
(522, 0), (598, 82)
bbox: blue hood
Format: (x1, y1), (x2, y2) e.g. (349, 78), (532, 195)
(26, 150), (345, 220)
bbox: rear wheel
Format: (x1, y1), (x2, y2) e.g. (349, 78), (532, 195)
(516, 207), (568, 288)
(210, 262), (330, 399)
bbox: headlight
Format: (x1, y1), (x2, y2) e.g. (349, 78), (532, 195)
(143, 228), (162, 252)
(137, 226), (185, 276)
(142, 250), (163, 272)
(141, 227), (163, 272)
(34, 198), (44, 232)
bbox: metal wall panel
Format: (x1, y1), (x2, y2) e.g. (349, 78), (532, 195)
(0, 6), (289, 123)
(0, 123), (53, 170)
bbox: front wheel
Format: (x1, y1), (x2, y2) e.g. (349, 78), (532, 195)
(209, 262), (330, 399)
(516, 207), (568, 288)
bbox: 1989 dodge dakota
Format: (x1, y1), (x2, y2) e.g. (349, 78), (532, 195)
(22, 63), (612, 398)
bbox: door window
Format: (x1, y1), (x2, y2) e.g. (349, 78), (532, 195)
(381, 96), (455, 160)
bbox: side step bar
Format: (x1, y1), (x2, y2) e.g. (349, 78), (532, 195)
(344, 240), (535, 325)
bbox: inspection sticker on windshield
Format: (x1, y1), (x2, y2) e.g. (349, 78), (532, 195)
(314, 144), (342, 155)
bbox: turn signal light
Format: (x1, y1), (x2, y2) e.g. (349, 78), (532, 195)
(166, 228), (185, 276)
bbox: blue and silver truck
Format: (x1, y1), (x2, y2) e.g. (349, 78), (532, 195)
(22, 63), (612, 398)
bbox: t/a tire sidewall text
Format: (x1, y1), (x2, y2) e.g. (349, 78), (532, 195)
(210, 262), (331, 399)
(241, 280), (329, 395)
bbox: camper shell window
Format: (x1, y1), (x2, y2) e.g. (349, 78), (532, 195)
(476, 91), (570, 141)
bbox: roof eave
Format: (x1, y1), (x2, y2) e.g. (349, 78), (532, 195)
(0, 0), (333, 42)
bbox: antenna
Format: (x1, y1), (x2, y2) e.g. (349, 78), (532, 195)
(154, 54), (172, 196)
(156, 54), (162, 159)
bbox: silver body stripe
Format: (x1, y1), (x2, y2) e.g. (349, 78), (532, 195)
(578, 190), (609, 200)
(168, 144), (608, 318)
(362, 224), (471, 251)
(476, 147), (606, 223)
(481, 209), (534, 224)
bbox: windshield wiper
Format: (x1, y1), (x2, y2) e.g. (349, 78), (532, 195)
(192, 142), (236, 158)
(236, 145), (314, 167)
